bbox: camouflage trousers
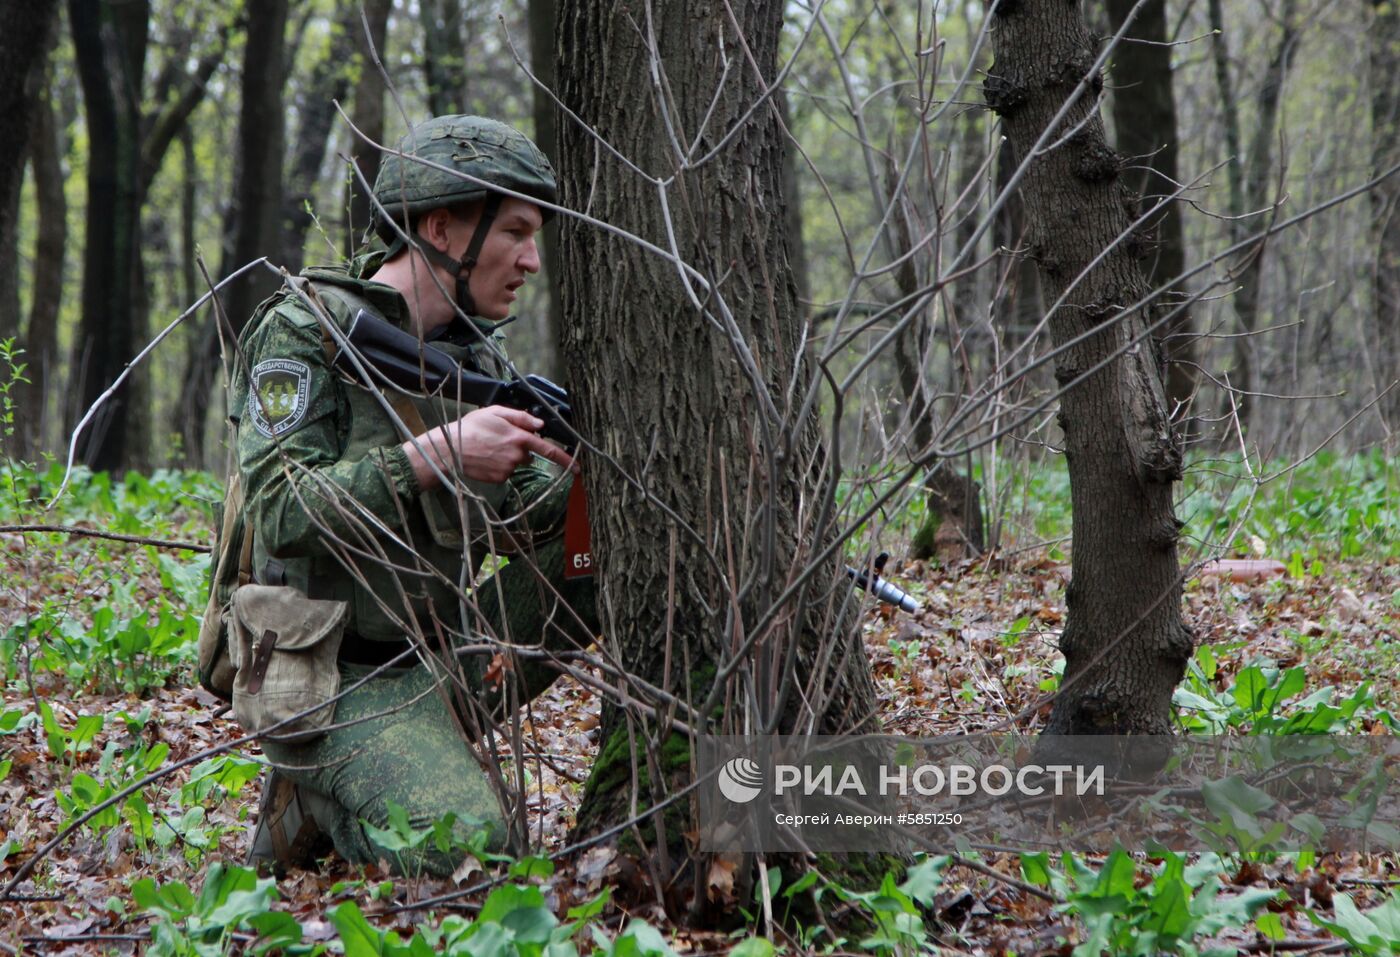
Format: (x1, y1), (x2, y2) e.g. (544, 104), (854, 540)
(259, 536), (597, 877)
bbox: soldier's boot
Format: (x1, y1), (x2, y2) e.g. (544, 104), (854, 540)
(246, 770), (334, 873)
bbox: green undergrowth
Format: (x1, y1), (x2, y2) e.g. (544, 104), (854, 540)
(838, 449), (1398, 564)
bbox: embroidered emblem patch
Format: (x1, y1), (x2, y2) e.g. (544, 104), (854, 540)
(248, 359), (311, 438)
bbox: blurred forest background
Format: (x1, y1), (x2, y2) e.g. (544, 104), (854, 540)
(0, 0), (1396, 487)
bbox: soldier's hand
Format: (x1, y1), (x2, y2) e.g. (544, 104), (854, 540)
(404, 406), (575, 489)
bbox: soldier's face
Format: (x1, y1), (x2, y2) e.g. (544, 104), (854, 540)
(447, 198), (544, 320)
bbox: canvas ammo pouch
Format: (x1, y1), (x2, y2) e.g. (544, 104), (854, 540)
(229, 585), (349, 744)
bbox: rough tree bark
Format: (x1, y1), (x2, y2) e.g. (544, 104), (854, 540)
(1373, 0), (1400, 436)
(1106, 0), (1194, 415)
(558, 0), (878, 913)
(528, 0), (564, 382)
(0, 1), (57, 348)
(984, 0), (1193, 740)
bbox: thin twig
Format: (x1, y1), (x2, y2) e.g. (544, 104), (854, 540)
(0, 525), (210, 553)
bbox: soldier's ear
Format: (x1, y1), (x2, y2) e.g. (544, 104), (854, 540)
(419, 208), (455, 253)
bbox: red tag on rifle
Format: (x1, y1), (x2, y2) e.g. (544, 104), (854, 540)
(563, 473), (594, 579)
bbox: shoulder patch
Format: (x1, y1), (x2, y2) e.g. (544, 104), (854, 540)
(248, 358), (312, 438)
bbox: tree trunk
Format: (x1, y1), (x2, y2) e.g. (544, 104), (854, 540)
(558, 0), (878, 914)
(421, 0), (467, 116)
(1210, 0), (1299, 434)
(68, 0), (146, 471)
(0, 1), (57, 347)
(181, 0), (287, 468)
(1106, 0), (1193, 416)
(528, 0), (564, 382)
(345, 0), (391, 255)
(21, 58), (66, 459)
(984, 0), (1192, 741)
(777, 89), (809, 307)
(283, 0), (358, 273)
(1373, 0), (1400, 437)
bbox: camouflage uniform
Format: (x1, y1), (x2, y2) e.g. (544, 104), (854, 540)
(234, 118), (594, 876)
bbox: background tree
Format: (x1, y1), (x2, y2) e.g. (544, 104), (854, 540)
(528, 0), (564, 381)
(343, 0), (391, 256)
(984, 0), (1193, 738)
(1373, 0), (1400, 437)
(0, 1), (58, 349)
(65, 0), (227, 470)
(1106, 0), (1194, 415)
(558, 0), (879, 908)
(1208, 0), (1300, 433)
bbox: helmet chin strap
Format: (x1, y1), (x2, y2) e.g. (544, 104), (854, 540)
(415, 193), (503, 317)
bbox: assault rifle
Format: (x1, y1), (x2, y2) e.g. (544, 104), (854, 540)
(336, 309), (573, 448)
(337, 308), (918, 614)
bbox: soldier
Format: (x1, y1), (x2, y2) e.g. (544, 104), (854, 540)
(230, 115), (595, 876)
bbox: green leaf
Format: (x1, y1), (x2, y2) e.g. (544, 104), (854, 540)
(782, 870), (820, 899)
(1089, 849), (1136, 900)
(617, 921), (675, 957)
(331, 901), (387, 957)
(1020, 852), (1053, 887)
(565, 888), (612, 923)
(729, 938), (774, 957)
(245, 910), (304, 955)
(1255, 911), (1286, 942)
(502, 906), (559, 945)
(1202, 776), (1275, 827)
(462, 921), (511, 957)
(479, 884), (547, 925)
(0, 708), (21, 733)
(510, 856), (556, 881)
(898, 856), (948, 907)
(1143, 873), (1191, 939)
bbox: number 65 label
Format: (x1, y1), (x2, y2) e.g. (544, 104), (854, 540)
(563, 477), (594, 580)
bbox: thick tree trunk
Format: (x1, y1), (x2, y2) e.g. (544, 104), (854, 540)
(345, 0), (391, 255)
(984, 0), (1192, 740)
(1106, 0), (1193, 415)
(68, 0), (146, 471)
(558, 0), (878, 912)
(528, 0), (564, 382)
(21, 69), (66, 459)
(0, 2), (56, 347)
(1373, 0), (1400, 436)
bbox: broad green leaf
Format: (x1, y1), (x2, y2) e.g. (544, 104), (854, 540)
(462, 921), (512, 957)
(331, 901), (387, 957)
(1020, 852), (1053, 887)
(509, 856), (556, 881)
(1255, 912), (1286, 942)
(566, 888), (612, 923)
(479, 884), (547, 925)
(729, 938), (774, 957)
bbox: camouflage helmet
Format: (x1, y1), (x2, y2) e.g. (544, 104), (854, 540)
(372, 115), (556, 242)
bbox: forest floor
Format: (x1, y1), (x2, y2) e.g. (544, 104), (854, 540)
(1, 464), (1399, 955)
